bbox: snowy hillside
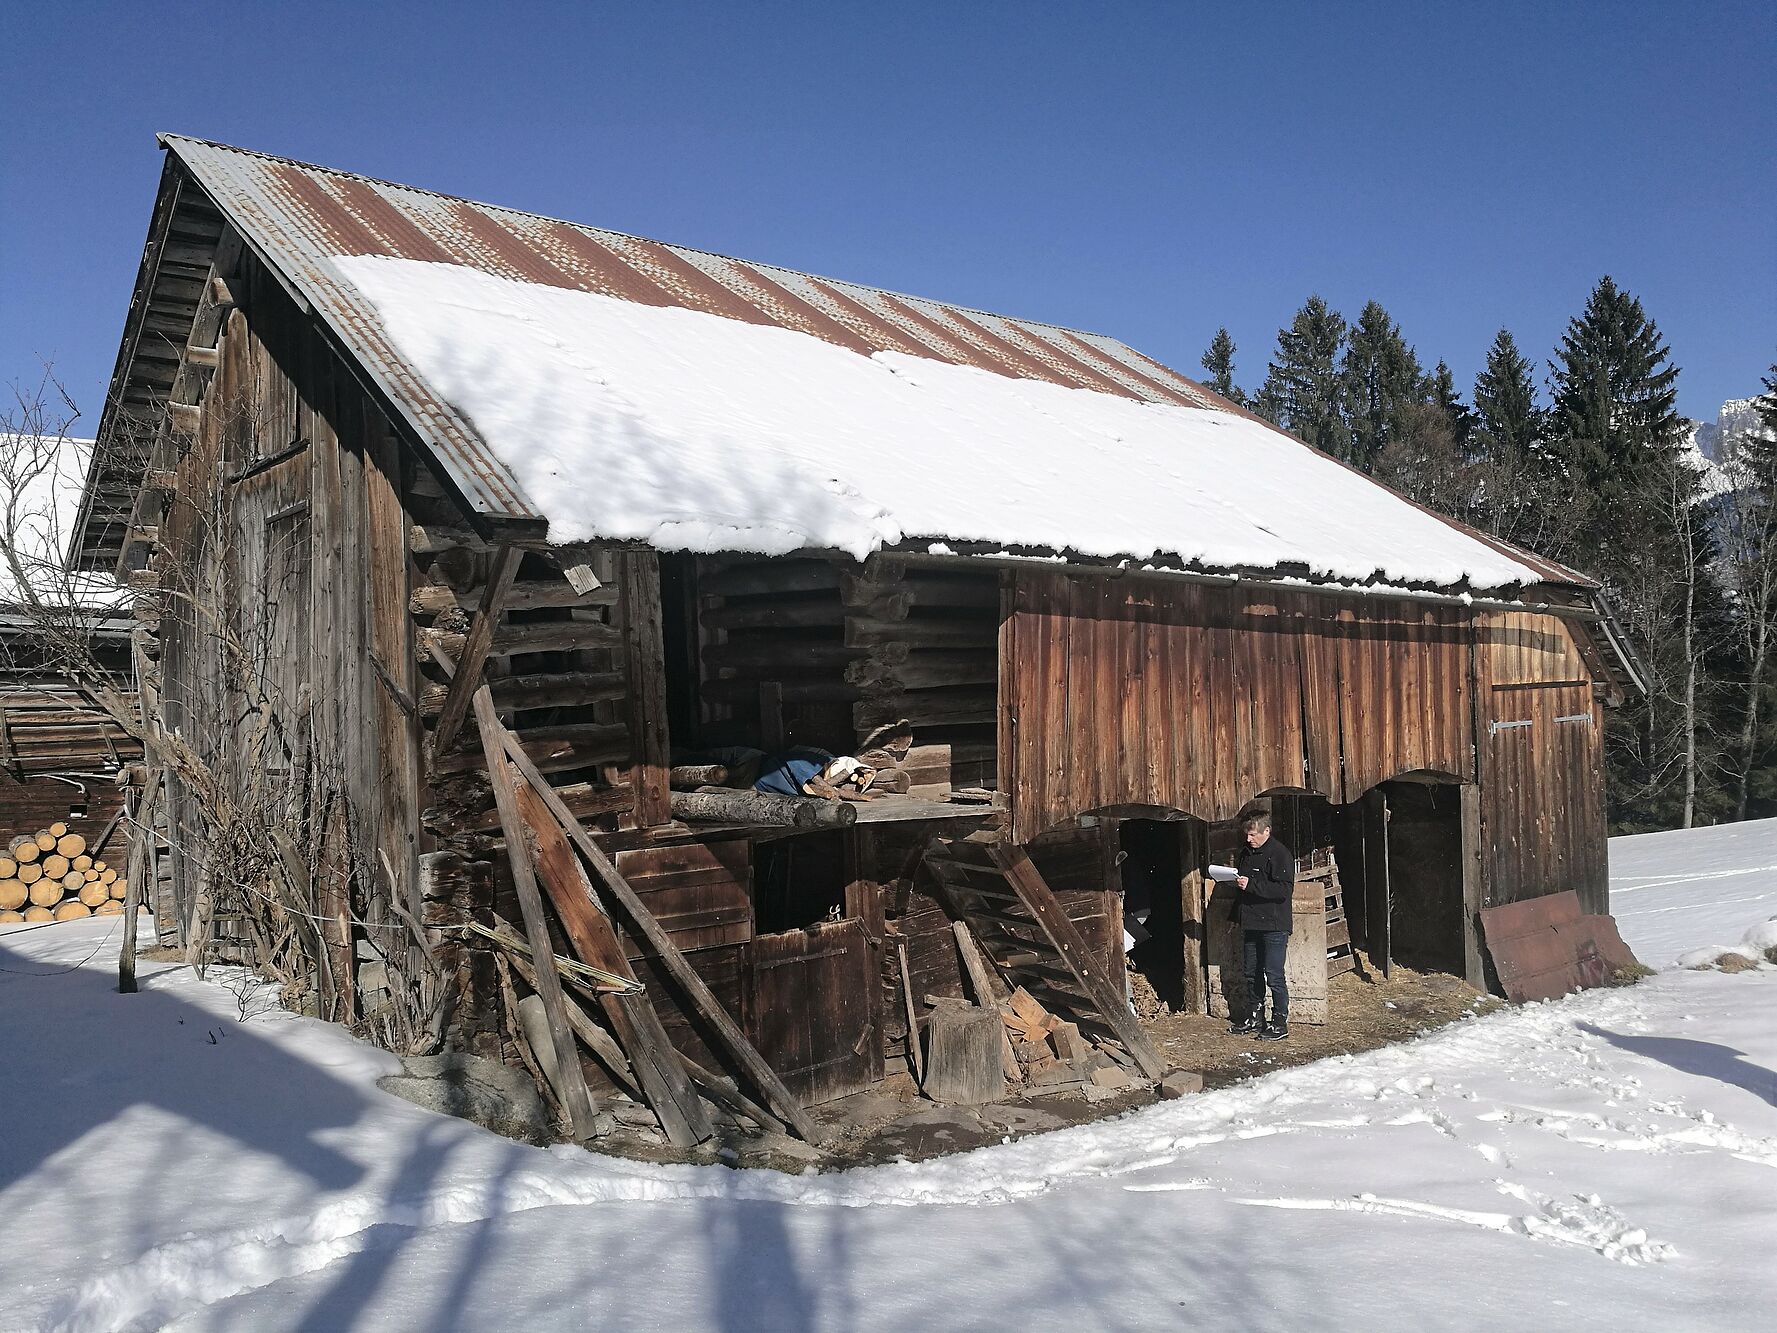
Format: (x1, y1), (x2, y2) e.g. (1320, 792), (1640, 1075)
(2, 825), (1774, 1331)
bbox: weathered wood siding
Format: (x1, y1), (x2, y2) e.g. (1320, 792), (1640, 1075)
(1474, 611), (1608, 912)
(1001, 571), (1473, 837)
(156, 247), (421, 973)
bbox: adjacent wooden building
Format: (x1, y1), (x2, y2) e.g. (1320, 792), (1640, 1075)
(72, 137), (1639, 1126)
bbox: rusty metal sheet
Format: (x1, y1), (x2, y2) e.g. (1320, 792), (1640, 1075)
(1480, 891), (1638, 1003)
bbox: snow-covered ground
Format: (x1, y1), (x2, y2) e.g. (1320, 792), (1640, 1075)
(3, 826), (1774, 1332)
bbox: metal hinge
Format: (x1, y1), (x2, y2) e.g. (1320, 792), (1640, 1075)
(1489, 718), (1533, 736)
(1554, 713), (1593, 726)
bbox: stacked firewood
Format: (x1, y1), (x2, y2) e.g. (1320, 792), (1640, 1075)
(0, 825), (123, 923)
(998, 986), (1142, 1096)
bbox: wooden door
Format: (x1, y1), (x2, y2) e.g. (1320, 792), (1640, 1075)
(745, 918), (877, 1106)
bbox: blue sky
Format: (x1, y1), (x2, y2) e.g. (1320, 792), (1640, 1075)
(2, 1), (1771, 430)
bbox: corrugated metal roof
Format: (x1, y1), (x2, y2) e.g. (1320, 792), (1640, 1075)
(95, 135), (1585, 589)
(162, 135), (1233, 524)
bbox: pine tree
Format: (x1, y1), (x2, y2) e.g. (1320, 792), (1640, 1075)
(1549, 275), (1683, 514)
(1340, 302), (1422, 472)
(1469, 329), (1562, 554)
(1427, 360), (1473, 452)
(1548, 278), (1705, 829)
(1200, 328), (1245, 404)
(1472, 329), (1540, 462)
(1257, 296), (1349, 461)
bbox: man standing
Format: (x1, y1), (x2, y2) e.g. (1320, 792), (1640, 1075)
(1231, 811), (1293, 1041)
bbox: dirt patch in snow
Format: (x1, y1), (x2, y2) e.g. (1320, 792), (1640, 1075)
(1145, 959), (1501, 1093)
(564, 959), (1502, 1171)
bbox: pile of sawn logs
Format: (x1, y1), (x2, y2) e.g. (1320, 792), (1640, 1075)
(0, 825), (123, 923)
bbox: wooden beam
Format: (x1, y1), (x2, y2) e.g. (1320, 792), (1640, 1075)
(432, 545), (522, 756)
(513, 774), (713, 1147)
(473, 687), (605, 1141)
(495, 724), (826, 1144)
(617, 552), (670, 827)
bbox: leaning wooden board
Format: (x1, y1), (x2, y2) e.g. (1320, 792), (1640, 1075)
(1204, 879), (1330, 1024)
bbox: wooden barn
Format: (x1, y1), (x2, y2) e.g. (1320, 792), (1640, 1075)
(71, 136), (1639, 1141)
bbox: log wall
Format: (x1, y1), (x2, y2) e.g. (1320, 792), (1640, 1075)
(688, 553), (1000, 791)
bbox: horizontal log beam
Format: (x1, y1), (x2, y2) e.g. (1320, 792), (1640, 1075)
(701, 598), (849, 632)
(700, 677), (860, 705)
(423, 778), (635, 837)
(419, 670), (627, 717)
(845, 616), (997, 649)
(669, 788), (855, 828)
(423, 619), (622, 660)
(699, 561), (845, 598)
(432, 723), (631, 776)
(702, 639), (861, 672)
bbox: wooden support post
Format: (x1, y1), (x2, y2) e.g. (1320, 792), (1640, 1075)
(1180, 819), (1208, 1015)
(896, 935), (924, 1085)
(118, 772), (161, 995)
(432, 545), (523, 756)
(495, 723), (826, 1144)
(617, 551), (671, 827)
(473, 687), (604, 1142)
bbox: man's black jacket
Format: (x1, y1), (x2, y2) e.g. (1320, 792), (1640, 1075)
(1234, 836), (1295, 933)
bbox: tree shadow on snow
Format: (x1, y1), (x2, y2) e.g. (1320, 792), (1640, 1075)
(0, 935), (369, 1200)
(1578, 1022), (1777, 1108)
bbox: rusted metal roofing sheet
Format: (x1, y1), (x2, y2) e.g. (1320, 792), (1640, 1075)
(1479, 891), (1642, 1003)
(144, 135), (1585, 586)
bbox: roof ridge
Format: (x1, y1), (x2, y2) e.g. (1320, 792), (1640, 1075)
(157, 133), (1144, 349)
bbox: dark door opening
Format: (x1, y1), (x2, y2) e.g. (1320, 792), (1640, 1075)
(1376, 780), (1466, 976)
(1117, 818), (1186, 1010)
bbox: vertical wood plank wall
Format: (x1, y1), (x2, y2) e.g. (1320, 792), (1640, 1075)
(158, 253), (424, 968)
(1473, 611), (1608, 912)
(1002, 571), (1610, 914)
(1002, 572), (1473, 837)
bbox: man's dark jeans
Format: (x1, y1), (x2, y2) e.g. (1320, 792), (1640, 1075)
(1242, 928), (1289, 1024)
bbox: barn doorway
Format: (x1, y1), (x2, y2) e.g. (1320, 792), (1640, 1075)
(1117, 818), (1187, 1010)
(1273, 782), (1470, 982)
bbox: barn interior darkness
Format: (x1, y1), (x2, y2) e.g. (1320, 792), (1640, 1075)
(1276, 782), (1468, 980)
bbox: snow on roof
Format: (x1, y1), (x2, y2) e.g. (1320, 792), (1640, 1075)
(338, 255), (1545, 589)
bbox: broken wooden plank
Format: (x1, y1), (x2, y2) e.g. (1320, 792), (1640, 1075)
(496, 724), (826, 1145)
(473, 687), (605, 1142)
(988, 841), (1172, 1081)
(433, 545), (523, 756)
(513, 768), (712, 1148)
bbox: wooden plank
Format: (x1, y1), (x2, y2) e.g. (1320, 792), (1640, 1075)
(433, 545), (522, 755)
(472, 687), (604, 1141)
(495, 723), (825, 1143)
(513, 773), (713, 1147)
(618, 551), (671, 827)
(989, 841), (1170, 1080)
